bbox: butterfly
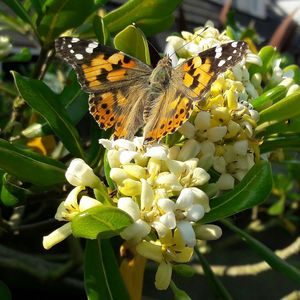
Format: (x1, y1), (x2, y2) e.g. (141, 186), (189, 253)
(55, 37), (248, 142)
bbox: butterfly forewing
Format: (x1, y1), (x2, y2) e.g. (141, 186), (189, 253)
(55, 37), (152, 138)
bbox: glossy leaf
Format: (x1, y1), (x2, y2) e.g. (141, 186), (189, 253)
(201, 161), (272, 223)
(103, 0), (182, 36)
(84, 238), (130, 300)
(261, 135), (300, 153)
(222, 219), (300, 285)
(13, 72), (85, 158)
(0, 173), (28, 206)
(114, 25), (151, 65)
(259, 92), (300, 125)
(0, 138), (65, 186)
(251, 85), (287, 111)
(2, 0), (36, 32)
(71, 206), (133, 239)
(136, 15), (175, 37)
(0, 281), (11, 300)
(93, 15), (109, 45)
(37, 0), (95, 46)
(257, 115), (300, 137)
(194, 247), (232, 300)
(22, 71), (88, 138)
(4, 48), (32, 62)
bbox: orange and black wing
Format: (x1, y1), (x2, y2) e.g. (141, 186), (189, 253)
(55, 37), (152, 139)
(143, 41), (248, 142)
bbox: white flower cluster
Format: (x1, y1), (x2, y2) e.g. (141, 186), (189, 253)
(100, 137), (221, 289)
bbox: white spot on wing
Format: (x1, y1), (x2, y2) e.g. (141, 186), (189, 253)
(231, 41), (238, 48)
(88, 42), (98, 48)
(215, 52), (222, 58)
(227, 56), (232, 60)
(233, 49), (237, 54)
(218, 60), (226, 67)
(75, 53), (83, 60)
(71, 37), (80, 43)
(86, 47), (93, 54)
(215, 47), (222, 53)
(68, 44), (72, 48)
(70, 49), (74, 54)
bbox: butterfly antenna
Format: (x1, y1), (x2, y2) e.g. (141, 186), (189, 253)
(168, 26), (209, 58)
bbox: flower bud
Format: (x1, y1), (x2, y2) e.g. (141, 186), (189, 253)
(194, 224), (222, 240)
(65, 158), (101, 188)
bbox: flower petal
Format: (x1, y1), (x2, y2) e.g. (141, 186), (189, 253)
(136, 240), (163, 263)
(65, 158), (101, 188)
(155, 260), (172, 290)
(79, 195), (101, 211)
(118, 197), (140, 221)
(186, 204), (204, 222)
(177, 221), (196, 247)
(141, 178), (155, 211)
(42, 223), (72, 250)
(120, 219), (151, 242)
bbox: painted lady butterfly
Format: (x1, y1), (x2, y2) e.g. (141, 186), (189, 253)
(55, 37), (248, 142)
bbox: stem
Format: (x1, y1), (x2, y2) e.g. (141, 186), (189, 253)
(194, 246), (233, 300)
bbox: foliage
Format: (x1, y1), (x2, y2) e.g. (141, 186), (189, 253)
(0, 1), (299, 299)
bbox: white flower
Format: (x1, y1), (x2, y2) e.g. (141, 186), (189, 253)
(65, 158), (101, 188)
(43, 187), (101, 249)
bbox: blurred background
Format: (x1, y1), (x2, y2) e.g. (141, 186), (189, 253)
(0, 1), (299, 299)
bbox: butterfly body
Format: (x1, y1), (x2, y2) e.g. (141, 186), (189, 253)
(55, 37), (248, 142)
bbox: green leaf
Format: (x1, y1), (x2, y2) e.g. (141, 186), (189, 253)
(251, 85), (287, 111)
(2, 0), (37, 33)
(201, 161), (272, 223)
(257, 115), (300, 137)
(103, 0), (182, 36)
(169, 281), (192, 300)
(71, 206), (133, 239)
(13, 71), (85, 158)
(259, 92), (300, 125)
(93, 15), (109, 45)
(267, 197), (285, 216)
(4, 48), (32, 62)
(114, 25), (150, 65)
(136, 15), (175, 37)
(1, 173), (28, 206)
(0, 138), (65, 186)
(261, 135), (300, 153)
(37, 0), (95, 47)
(0, 281), (11, 300)
(194, 247), (233, 300)
(222, 219), (300, 285)
(84, 238), (130, 300)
